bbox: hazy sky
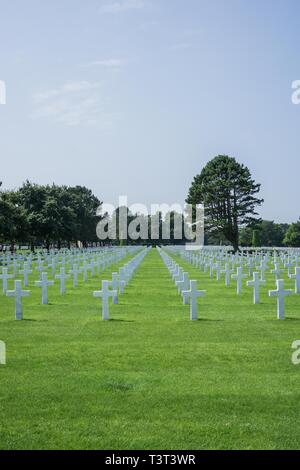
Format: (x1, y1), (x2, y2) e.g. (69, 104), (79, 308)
(0, 0), (299, 222)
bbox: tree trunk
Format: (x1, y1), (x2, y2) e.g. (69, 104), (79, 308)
(232, 239), (239, 253)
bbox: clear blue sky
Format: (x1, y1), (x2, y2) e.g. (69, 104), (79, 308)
(0, 0), (299, 222)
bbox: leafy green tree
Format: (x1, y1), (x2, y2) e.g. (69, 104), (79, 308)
(0, 189), (28, 249)
(67, 186), (102, 247)
(186, 155), (263, 251)
(15, 182), (71, 250)
(239, 226), (252, 246)
(15, 182), (101, 250)
(15, 181), (49, 250)
(240, 220), (289, 247)
(259, 220), (288, 247)
(252, 229), (261, 247)
(43, 185), (77, 250)
(284, 221), (300, 247)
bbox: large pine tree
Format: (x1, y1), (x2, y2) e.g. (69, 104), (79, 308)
(186, 155), (263, 251)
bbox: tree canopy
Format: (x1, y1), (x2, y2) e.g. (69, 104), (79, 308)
(240, 220), (289, 247)
(186, 155), (263, 251)
(0, 182), (102, 250)
(284, 221), (300, 247)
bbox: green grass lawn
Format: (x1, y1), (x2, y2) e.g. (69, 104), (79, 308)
(0, 247), (300, 450)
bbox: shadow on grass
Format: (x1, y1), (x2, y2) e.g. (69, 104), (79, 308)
(22, 319), (48, 322)
(196, 318), (224, 322)
(109, 319), (135, 323)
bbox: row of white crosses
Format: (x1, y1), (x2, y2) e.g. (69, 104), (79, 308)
(166, 246), (300, 320)
(11, 247), (131, 287)
(0, 246), (129, 284)
(93, 247), (151, 320)
(2, 247), (141, 320)
(158, 247), (206, 321)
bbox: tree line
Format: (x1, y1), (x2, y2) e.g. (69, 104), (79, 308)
(0, 182), (188, 250)
(1, 155), (300, 251)
(186, 155), (300, 249)
(0, 181), (102, 251)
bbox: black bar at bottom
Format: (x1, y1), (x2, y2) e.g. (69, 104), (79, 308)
(0, 450), (300, 466)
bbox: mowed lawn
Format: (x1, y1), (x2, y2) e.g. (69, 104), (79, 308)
(0, 248), (300, 450)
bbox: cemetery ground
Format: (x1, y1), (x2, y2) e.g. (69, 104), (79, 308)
(0, 248), (300, 450)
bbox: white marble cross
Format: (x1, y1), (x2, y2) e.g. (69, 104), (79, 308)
(93, 280), (118, 320)
(269, 279), (293, 319)
(271, 263), (284, 281)
(119, 267), (130, 286)
(19, 262), (33, 287)
(231, 267), (248, 295)
(0, 267), (14, 294)
(171, 264), (180, 280)
(285, 259), (295, 276)
(89, 260), (96, 277)
(96, 259), (104, 274)
(247, 272), (266, 304)
(221, 263), (234, 286)
(289, 267), (300, 294)
(257, 260), (268, 281)
(81, 262), (90, 282)
(208, 259), (214, 278)
(36, 263), (45, 280)
(173, 267), (184, 283)
(6, 280), (30, 320)
(55, 267), (70, 294)
(247, 258), (255, 277)
(35, 272), (54, 304)
(212, 262), (221, 281)
(182, 280), (206, 321)
(110, 272), (125, 294)
(12, 259), (20, 277)
(70, 265), (80, 287)
(48, 258), (57, 276)
(176, 272), (190, 297)
(107, 274), (124, 304)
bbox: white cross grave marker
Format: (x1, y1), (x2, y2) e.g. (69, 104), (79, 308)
(93, 280), (118, 320)
(70, 265), (80, 287)
(289, 267), (300, 294)
(176, 272), (190, 297)
(111, 272), (125, 294)
(221, 263), (234, 287)
(35, 272), (54, 304)
(247, 272), (266, 304)
(0, 268), (14, 294)
(285, 260), (295, 276)
(55, 268), (70, 295)
(231, 267), (248, 295)
(212, 262), (221, 281)
(257, 260), (268, 281)
(182, 280), (206, 321)
(6, 280), (30, 320)
(19, 262), (33, 287)
(269, 279), (293, 320)
(271, 263), (284, 281)
(81, 262), (90, 282)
